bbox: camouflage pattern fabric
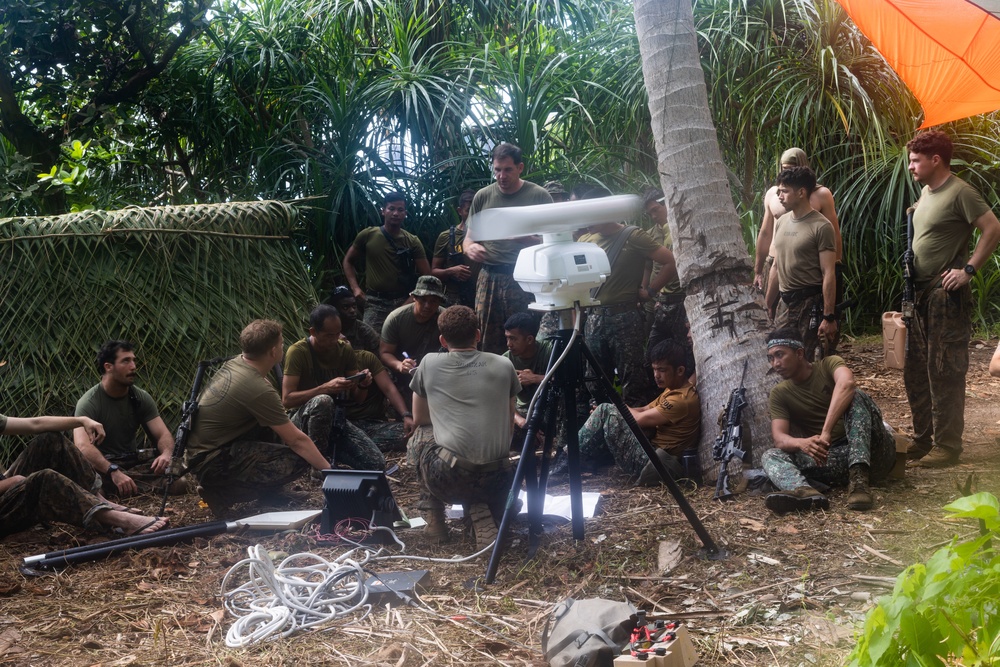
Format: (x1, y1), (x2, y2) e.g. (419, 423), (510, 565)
(646, 299), (690, 351)
(903, 285), (971, 456)
(577, 403), (680, 477)
(100, 456), (172, 495)
(585, 308), (656, 406)
(774, 291), (827, 361)
(407, 425), (513, 516)
(353, 419), (406, 453)
(363, 294), (408, 334)
(290, 395), (386, 470)
(1, 433), (109, 537)
(761, 390), (895, 491)
(194, 435), (311, 505)
(475, 268), (535, 355)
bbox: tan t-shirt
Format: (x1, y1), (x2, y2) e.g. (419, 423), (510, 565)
(578, 226), (661, 305)
(912, 175), (990, 287)
(186, 358), (291, 470)
(351, 226), (427, 294)
(772, 210), (835, 291)
(646, 383), (701, 457)
(284, 337), (357, 390)
(768, 356), (846, 441)
(469, 182), (553, 265)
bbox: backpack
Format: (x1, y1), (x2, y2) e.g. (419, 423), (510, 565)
(541, 597), (637, 667)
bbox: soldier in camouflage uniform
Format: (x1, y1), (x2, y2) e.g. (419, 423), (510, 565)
(577, 187), (677, 406)
(642, 189), (689, 351)
(2, 421), (168, 538)
(902, 130), (1000, 468)
(186, 320), (333, 517)
(761, 329), (895, 514)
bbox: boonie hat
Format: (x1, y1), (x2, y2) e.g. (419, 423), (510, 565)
(411, 275), (446, 300)
(779, 147), (809, 168)
(543, 180), (566, 196)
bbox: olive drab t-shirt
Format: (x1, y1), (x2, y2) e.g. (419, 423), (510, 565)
(433, 226), (482, 294)
(185, 358), (291, 470)
(380, 303), (445, 363)
(772, 210), (836, 291)
(645, 382), (701, 457)
(341, 319), (381, 355)
(468, 182), (553, 265)
(911, 175), (991, 288)
(410, 350), (520, 463)
(503, 337), (555, 414)
(648, 223), (682, 295)
(75, 384), (159, 458)
(577, 226), (661, 305)
(351, 226), (427, 295)
(283, 337), (357, 391)
(768, 355), (847, 442)
(347, 350), (390, 421)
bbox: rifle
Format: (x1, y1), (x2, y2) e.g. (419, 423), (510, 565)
(809, 296), (857, 360)
(157, 355), (231, 515)
(712, 359), (749, 500)
(901, 207), (916, 352)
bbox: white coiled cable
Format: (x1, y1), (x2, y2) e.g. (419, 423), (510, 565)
(221, 545), (371, 647)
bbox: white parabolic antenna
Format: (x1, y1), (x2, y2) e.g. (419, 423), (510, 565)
(468, 195), (642, 311)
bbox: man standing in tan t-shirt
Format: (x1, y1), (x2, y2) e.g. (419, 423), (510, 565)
(765, 166), (838, 361)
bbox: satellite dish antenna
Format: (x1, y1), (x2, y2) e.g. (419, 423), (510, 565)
(468, 195), (642, 311)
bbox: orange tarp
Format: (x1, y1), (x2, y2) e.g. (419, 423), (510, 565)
(837, 0), (1000, 127)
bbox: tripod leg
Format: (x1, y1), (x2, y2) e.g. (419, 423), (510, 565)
(578, 340), (724, 558)
(485, 337), (564, 584)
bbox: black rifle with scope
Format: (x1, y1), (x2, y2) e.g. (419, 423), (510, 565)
(157, 355), (230, 515)
(712, 359), (749, 501)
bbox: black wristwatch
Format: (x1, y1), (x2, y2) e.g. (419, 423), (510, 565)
(402, 411), (413, 419)
(106, 463), (120, 475)
(822, 313), (837, 322)
(964, 264), (976, 276)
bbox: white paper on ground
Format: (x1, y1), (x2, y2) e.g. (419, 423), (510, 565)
(447, 491), (601, 521)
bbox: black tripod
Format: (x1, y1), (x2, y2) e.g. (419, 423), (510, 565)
(485, 307), (725, 584)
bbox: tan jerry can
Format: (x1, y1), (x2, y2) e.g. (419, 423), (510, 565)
(882, 311), (907, 370)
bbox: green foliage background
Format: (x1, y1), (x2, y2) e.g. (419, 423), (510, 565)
(1, 0), (999, 330)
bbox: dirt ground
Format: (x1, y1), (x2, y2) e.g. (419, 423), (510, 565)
(1, 339), (998, 667)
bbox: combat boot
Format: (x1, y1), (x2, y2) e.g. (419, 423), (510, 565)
(423, 508), (449, 544)
(846, 464), (873, 511)
(764, 486), (829, 515)
(910, 446), (960, 468)
(468, 503), (498, 549)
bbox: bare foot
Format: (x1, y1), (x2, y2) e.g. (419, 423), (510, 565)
(95, 509), (169, 536)
(97, 495), (142, 514)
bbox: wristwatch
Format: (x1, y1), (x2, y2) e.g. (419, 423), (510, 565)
(402, 411), (413, 418)
(106, 463), (120, 475)
(964, 264), (976, 276)
(822, 313), (837, 322)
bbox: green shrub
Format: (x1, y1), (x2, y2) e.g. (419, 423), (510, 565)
(849, 492), (1000, 666)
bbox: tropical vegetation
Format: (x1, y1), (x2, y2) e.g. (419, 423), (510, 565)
(2, 0), (999, 332)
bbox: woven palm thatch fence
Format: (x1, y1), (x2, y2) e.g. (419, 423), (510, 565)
(0, 201), (316, 462)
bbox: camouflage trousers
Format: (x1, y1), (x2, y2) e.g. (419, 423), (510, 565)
(100, 456), (176, 496)
(194, 428), (311, 505)
(1, 433), (109, 537)
(585, 307), (657, 406)
(363, 294), (408, 334)
(903, 285), (971, 455)
(476, 267), (535, 355)
(775, 291), (827, 362)
(291, 395), (386, 470)
(353, 419), (407, 453)
(646, 297), (690, 351)
(761, 390), (895, 491)
(406, 425), (513, 516)
(577, 403), (681, 477)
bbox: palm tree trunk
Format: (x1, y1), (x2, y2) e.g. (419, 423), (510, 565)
(634, 0), (774, 470)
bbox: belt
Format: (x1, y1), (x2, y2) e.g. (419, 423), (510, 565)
(366, 290), (408, 300)
(484, 263), (517, 275)
(779, 285), (822, 305)
(436, 447), (511, 473)
(596, 303), (638, 316)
